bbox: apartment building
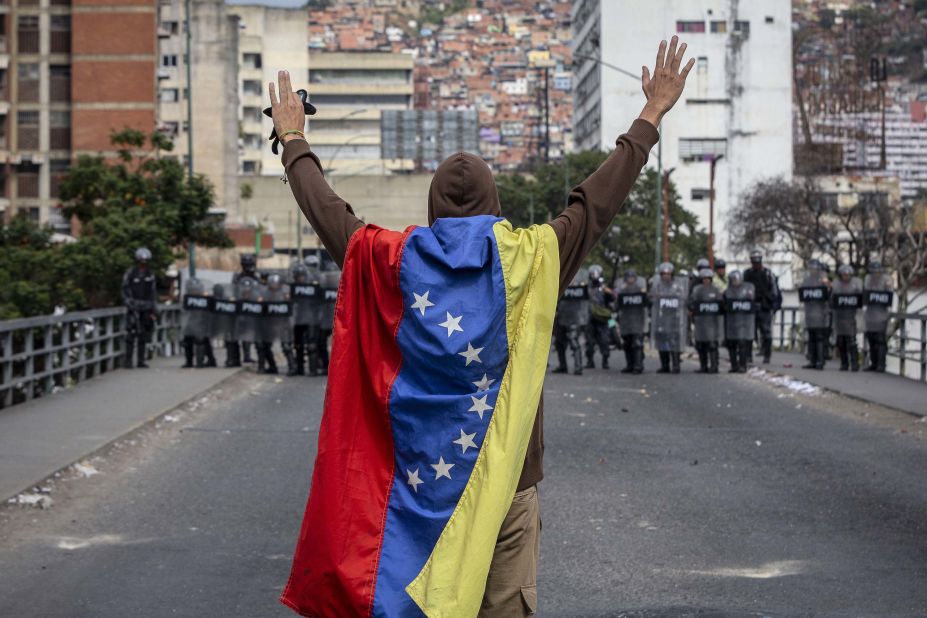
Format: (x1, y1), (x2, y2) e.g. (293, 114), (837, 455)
(572, 0), (793, 262)
(227, 3), (308, 179)
(157, 0), (239, 217)
(308, 50), (414, 175)
(1, 0), (157, 231)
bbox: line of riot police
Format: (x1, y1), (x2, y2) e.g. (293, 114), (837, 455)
(177, 253), (340, 376)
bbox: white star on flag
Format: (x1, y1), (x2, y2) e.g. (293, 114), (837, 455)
(430, 456), (454, 480)
(458, 342), (483, 366)
(453, 429), (478, 454)
(468, 394), (493, 420)
(473, 373), (495, 391)
(411, 291), (434, 316)
(406, 468), (424, 492)
(438, 312), (464, 337)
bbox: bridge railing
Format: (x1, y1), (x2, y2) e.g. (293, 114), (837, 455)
(772, 306), (927, 383)
(0, 305), (181, 409)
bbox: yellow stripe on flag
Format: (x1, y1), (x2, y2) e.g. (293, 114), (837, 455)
(406, 220), (559, 617)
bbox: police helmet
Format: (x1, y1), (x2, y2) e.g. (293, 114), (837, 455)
(134, 247), (152, 262)
(213, 283), (226, 299)
(868, 260), (883, 273)
(623, 268), (637, 280)
(729, 270), (743, 285)
(715, 258), (726, 269)
(696, 258), (710, 270)
(267, 273), (283, 290)
(291, 262), (309, 282)
(808, 258), (823, 270)
(698, 268), (713, 280)
(837, 264), (854, 277)
(749, 250), (763, 263)
(240, 253), (257, 269)
(588, 264), (604, 279)
(658, 262), (674, 275)
(304, 254), (320, 268)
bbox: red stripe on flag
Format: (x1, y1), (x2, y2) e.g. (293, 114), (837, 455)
(281, 225), (411, 617)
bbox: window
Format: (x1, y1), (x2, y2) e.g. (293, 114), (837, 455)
(160, 88), (179, 102)
(734, 20), (750, 36)
(241, 160), (258, 174)
(49, 159), (70, 198)
(242, 79), (262, 96)
(50, 15), (71, 54)
(691, 188), (711, 201)
(17, 163), (41, 198)
(242, 133), (262, 149)
(679, 138), (727, 161)
(50, 110), (70, 149)
(697, 56), (708, 70)
(17, 62), (39, 102)
(17, 16), (39, 54)
(242, 53), (262, 69)
(160, 20), (179, 35)
(710, 20), (727, 33)
(676, 20), (705, 33)
(161, 54), (178, 67)
(50, 64), (70, 101)
(765, 16), (774, 24)
(242, 106), (262, 123)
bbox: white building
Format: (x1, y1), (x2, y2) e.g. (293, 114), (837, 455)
(572, 0), (793, 266)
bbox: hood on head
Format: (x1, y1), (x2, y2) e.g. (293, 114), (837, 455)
(427, 152), (501, 224)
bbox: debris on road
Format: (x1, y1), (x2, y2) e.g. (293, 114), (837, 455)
(747, 368), (820, 396)
(8, 492), (54, 509)
(72, 462), (100, 478)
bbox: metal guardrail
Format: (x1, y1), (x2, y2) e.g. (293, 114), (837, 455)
(0, 305), (181, 409)
(773, 306), (927, 383)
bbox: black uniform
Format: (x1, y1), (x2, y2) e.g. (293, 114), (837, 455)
(121, 266), (158, 368)
(743, 265), (779, 363)
(585, 279), (612, 369)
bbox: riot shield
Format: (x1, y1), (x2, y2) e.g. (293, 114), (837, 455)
(181, 278), (213, 339)
(863, 273), (893, 334)
(262, 283), (292, 344)
(235, 279), (263, 343)
(689, 282), (723, 343)
(650, 275), (688, 352)
(290, 268), (323, 328)
(615, 277), (647, 335)
(724, 282), (756, 341)
(319, 269), (341, 330)
(211, 282), (238, 341)
(798, 270), (830, 329)
(557, 271), (590, 328)
(830, 277), (863, 336)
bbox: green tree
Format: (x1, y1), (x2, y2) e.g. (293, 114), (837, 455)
(0, 129), (230, 318)
(495, 153), (708, 283)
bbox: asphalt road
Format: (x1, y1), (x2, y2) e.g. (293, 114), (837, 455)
(1, 356), (925, 617)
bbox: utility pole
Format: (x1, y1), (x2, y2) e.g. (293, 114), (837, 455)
(662, 168), (674, 263)
(707, 155), (723, 268)
(543, 67), (550, 164)
(184, 0), (195, 278)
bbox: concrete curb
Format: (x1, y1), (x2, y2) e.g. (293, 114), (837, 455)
(2, 368), (244, 504)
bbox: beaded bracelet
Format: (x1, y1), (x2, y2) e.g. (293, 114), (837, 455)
(280, 129), (306, 140)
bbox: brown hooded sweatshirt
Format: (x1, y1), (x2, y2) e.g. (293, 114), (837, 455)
(282, 118), (659, 490)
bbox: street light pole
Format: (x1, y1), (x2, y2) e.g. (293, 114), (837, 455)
(184, 0), (195, 278)
(573, 53), (665, 271)
(707, 154), (723, 268)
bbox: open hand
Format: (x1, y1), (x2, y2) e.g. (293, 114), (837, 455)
(268, 70), (306, 144)
(640, 36), (694, 127)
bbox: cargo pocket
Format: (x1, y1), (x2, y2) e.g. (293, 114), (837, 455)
(520, 585), (537, 615)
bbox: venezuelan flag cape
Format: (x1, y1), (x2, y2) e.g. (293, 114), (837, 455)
(280, 215), (559, 617)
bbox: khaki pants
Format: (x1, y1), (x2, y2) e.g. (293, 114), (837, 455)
(479, 485), (540, 617)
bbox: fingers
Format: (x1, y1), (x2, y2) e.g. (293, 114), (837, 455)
(641, 65), (651, 95)
(671, 41), (687, 73)
(268, 81), (278, 107)
(279, 69), (292, 98)
(680, 57), (696, 80)
(665, 36), (678, 73)
(655, 39), (667, 71)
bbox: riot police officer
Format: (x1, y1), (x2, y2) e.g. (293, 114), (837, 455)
(743, 250), (780, 364)
(798, 259), (831, 370)
(181, 277), (216, 368)
(258, 273), (293, 375)
(689, 268), (723, 374)
(318, 262), (341, 375)
(232, 253), (260, 363)
(831, 264), (863, 371)
(615, 269), (647, 374)
(863, 260), (893, 372)
(121, 247), (158, 369)
(289, 258), (324, 376)
(585, 264), (612, 370)
(713, 258), (728, 293)
(650, 262), (688, 374)
(553, 271), (588, 375)
(723, 270), (756, 372)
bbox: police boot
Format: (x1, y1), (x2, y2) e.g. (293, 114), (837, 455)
(203, 340), (217, 368)
(762, 338), (772, 364)
(553, 348), (568, 374)
(728, 345), (740, 373)
(621, 346), (634, 373)
(709, 346), (720, 374)
(263, 344), (279, 375)
(256, 344), (266, 373)
(225, 341), (241, 368)
(849, 341), (860, 372)
(293, 342), (306, 376)
(814, 338), (826, 370)
(802, 334), (817, 369)
(182, 336), (195, 369)
(633, 346), (645, 374)
(657, 352), (670, 374)
(124, 338), (135, 369)
(306, 341), (320, 376)
(242, 342), (254, 363)
(136, 340), (149, 369)
(671, 352), (681, 374)
(695, 344), (708, 374)
(572, 345), (583, 375)
(838, 338), (849, 371)
(284, 344), (298, 377)
(585, 354), (595, 369)
(738, 342), (751, 373)
(601, 353), (609, 370)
